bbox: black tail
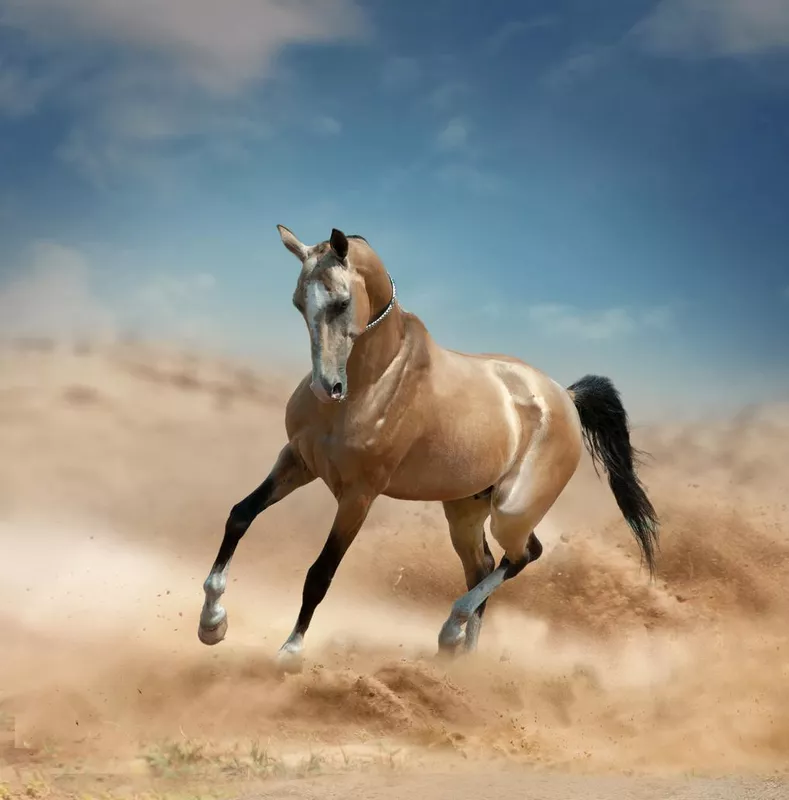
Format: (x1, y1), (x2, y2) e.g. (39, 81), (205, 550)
(567, 374), (659, 579)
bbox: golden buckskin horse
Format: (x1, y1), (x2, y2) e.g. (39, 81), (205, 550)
(198, 227), (659, 671)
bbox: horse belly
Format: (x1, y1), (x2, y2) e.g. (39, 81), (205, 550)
(383, 407), (515, 502)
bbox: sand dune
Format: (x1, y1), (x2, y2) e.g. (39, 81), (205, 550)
(0, 338), (787, 797)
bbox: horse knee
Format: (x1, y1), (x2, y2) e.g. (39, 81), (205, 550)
(227, 498), (255, 533)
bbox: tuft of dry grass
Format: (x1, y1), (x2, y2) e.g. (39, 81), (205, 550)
(0, 735), (410, 800)
(141, 736), (407, 782)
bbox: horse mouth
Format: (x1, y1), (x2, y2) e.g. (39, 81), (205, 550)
(310, 380), (345, 404)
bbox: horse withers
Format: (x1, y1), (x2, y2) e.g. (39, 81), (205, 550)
(198, 226), (659, 672)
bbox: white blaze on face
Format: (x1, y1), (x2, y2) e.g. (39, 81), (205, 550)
(305, 280), (332, 338)
(303, 267), (355, 403)
(304, 267), (352, 336)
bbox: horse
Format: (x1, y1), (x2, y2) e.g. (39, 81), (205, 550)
(197, 226), (659, 672)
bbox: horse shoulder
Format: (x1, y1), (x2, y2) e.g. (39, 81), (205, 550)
(284, 374), (316, 441)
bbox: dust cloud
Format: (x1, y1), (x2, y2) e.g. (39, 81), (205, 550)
(1, 338), (788, 788)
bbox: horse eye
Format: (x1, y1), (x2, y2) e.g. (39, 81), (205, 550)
(334, 298), (350, 314)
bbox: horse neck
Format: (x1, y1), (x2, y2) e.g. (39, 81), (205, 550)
(346, 265), (405, 392)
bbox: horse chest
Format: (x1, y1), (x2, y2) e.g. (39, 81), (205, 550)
(328, 411), (391, 459)
(296, 409), (399, 494)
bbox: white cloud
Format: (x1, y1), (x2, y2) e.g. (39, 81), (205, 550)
(123, 268), (222, 345)
(56, 129), (178, 190)
(541, 46), (614, 90)
(136, 272), (217, 315)
(0, 242), (222, 346)
(195, 273), (217, 291)
(629, 0), (789, 59)
(435, 163), (504, 195)
(542, 0), (789, 91)
(527, 304), (636, 341)
(380, 56), (421, 92)
(436, 117), (469, 150)
(1, 0), (366, 94)
(641, 303), (677, 331)
(482, 16), (560, 56)
(311, 115), (342, 136)
(0, 0), (367, 181)
(0, 63), (60, 118)
(426, 81), (470, 112)
(0, 243), (115, 340)
(525, 303), (677, 341)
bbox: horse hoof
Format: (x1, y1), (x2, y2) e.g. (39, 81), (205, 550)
(437, 619), (465, 656)
(276, 645), (304, 675)
(198, 615), (228, 646)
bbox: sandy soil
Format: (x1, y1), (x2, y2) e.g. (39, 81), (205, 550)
(0, 337), (787, 799)
(242, 770), (789, 800)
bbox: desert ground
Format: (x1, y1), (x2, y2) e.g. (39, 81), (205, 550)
(1, 337), (787, 799)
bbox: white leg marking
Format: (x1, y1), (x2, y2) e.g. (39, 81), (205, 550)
(277, 628), (305, 674)
(198, 562), (230, 644)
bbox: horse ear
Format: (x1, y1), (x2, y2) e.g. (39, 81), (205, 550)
(277, 225), (308, 262)
(329, 228), (349, 261)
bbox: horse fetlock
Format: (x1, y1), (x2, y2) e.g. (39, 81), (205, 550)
(438, 616), (466, 653)
(276, 635), (305, 675)
(203, 571), (227, 598)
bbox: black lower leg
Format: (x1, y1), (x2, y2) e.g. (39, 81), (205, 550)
(200, 446), (314, 646)
(498, 532), (543, 581)
(199, 477), (277, 639)
(292, 531), (348, 637)
(211, 477), (276, 571)
(210, 445), (315, 573)
(282, 495), (372, 654)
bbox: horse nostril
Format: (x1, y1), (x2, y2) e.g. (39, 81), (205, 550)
(331, 383), (344, 400)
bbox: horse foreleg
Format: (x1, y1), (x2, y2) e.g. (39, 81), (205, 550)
(277, 491), (374, 673)
(198, 443), (314, 645)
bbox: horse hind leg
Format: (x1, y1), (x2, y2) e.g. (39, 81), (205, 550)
(437, 529), (543, 655)
(442, 494), (495, 654)
(438, 429), (579, 654)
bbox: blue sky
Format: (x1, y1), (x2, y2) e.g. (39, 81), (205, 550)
(1, 0), (788, 422)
